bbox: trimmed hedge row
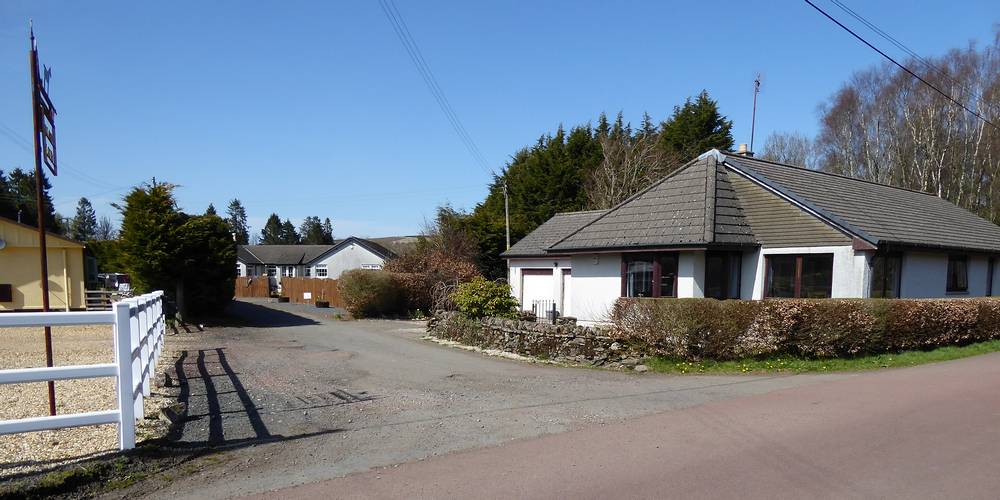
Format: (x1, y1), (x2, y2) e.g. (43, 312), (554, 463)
(610, 298), (1000, 360)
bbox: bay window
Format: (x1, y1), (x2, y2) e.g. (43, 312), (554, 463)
(622, 253), (678, 298)
(765, 253), (834, 298)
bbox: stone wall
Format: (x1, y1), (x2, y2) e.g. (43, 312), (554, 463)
(427, 312), (645, 370)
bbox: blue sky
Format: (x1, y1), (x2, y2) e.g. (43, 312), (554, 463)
(0, 1), (996, 238)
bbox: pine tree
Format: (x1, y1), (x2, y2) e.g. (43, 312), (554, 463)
(658, 90), (734, 162)
(6, 168), (60, 231)
(0, 170), (16, 222)
(280, 219), (300, 244)
(322, 218), (334, 244)
(70, 197), (98, 241)
(205, 203), (218, 216)
(260, 213), (283, 244)
(118, 183), (185, 294)
(299, 216), (326, 244)
(225, 199), (250, 245)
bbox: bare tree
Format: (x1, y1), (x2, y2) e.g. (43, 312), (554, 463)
(760, 131), (816, 168)
(586, 128), (681, 209)
(815, 32), (1000, 221)
(95, 215), (117, 240)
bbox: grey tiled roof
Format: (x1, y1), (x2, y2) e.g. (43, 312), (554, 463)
(238, 237), (397, 265)
(548, 156), (756, 251)
(238, 245), (334, 265)
(726, 156), (1000, 253)
(501, 210), (607, 257)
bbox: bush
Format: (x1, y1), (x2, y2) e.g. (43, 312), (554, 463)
(383, 249), (481, 311)
(610, 297), (1000, 360)
(449, 278), (519, 319)
(338, 270), (403, 318)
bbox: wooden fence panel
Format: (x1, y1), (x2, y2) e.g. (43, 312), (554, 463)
(234, 277), (270, 298)
(280, 277), (342, 307)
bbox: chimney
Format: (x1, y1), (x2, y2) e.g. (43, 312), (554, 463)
(736, 143), (754, 157)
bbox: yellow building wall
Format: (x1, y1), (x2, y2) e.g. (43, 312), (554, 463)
(0, 219), (86, 311)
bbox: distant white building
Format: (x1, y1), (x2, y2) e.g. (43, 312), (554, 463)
(237, 236), (416, 288)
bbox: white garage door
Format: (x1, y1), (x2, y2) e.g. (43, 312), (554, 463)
(521, 269), (553, 313)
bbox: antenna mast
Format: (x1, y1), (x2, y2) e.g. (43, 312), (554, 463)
(750, 74), (761, 152)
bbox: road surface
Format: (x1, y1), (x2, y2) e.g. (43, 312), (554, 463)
(118, 299), (845, 498)
(260, 349), (1000, 499)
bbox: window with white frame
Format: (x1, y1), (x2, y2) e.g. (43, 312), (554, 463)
(267, 265), (277, 277)
(237, 264), (243, 277)
(282, 266), (295, 277)
(315, 265), (328, 278)
(304, 266), (311, 277)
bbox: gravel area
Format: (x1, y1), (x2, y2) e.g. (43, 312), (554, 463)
(0, 324), (171, 479)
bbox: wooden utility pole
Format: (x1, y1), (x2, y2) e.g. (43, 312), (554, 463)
(30, 24), (59, 416)
(750, 74), (761, 153)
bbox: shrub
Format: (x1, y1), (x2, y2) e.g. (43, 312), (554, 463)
(610, 297), (1000, 361)
(338, 270), (403, 318)
(449, 278), (519, 319)
(384, 250), (481, 311)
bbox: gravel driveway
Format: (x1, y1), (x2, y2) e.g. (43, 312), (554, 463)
(117, 299), (848, 499)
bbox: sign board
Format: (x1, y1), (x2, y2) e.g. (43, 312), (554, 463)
(303, 292), (312, 300)
(38, 93), (57, 176)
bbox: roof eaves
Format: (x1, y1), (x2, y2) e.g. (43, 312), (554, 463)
(724, 157), (879, 245)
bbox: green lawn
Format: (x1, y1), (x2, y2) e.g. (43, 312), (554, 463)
(643, 339), (1000, 375)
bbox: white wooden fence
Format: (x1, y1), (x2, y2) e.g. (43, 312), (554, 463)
(0, 291), (165, 450)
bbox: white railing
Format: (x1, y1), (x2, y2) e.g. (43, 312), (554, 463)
(0, 290), (165, 450)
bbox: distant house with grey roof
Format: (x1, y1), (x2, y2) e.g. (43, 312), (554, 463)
(503, 149), (1000, 324)
(237, 236), (412, 290)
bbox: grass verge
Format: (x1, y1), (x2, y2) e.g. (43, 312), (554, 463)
(644, 339), (1000, 375)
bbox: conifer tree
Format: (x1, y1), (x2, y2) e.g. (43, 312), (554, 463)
(659, 90), (734, 162)
(70, 197), (98, 241)
(205, 203), (217, 216)
(225, 199), (250, 245)
(260, 213), (283, 244)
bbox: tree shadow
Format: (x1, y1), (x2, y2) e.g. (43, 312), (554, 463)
(201, 300), (321, 329)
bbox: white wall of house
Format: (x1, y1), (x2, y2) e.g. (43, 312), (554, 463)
(310, 243), (386, 279)
(741, 249), (761, 299)
(507, 257), (571, 314)
(678, 251), (705, 298)
(569, 253), (622, 324)
(749, 245), (863, 299)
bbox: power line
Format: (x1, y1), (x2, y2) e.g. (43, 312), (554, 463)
(377, 0), (496, 177)
(803, 0), (998, 130)
(827, 0), (999, 116)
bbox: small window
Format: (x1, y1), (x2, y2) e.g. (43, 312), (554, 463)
(282, 266), (295, 277)
(765, 254), (834, 298)
(871, 253), (902, 298)
(267, 265), (277, 277)
(237, 264), (243, 277)
(315, 265), (328, 278)
(947, 255), (968, 293)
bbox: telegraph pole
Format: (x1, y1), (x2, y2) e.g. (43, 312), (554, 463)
(750, 74), (761, 153)
(30, 23), (59, 416)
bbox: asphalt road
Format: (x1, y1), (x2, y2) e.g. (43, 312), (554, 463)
(261, 349), (1000, 500)
(118, 299), (845, 499)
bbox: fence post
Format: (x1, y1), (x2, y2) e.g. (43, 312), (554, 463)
(127, 300), (143, 421)
(113, 301), (136, 450)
